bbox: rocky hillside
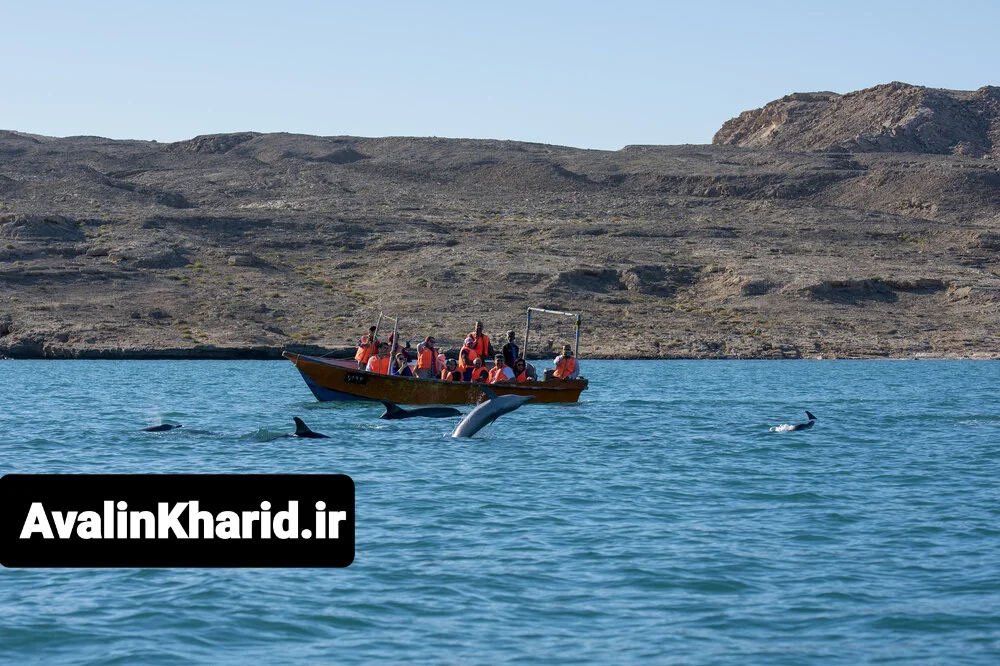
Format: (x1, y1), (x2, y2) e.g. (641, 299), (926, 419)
(714, 82), (1000, 158)
(1, 84), (999, 360)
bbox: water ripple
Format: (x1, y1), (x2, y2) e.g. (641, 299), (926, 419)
(2, 360), (1000, 664)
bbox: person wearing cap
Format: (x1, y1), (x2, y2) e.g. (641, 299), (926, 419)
(552, 344), (579, 379)
(415, 336), (439, 379)
(365, 342), (392, 374)
(501, 330), (520, 367)
(488, 354), (515, 383)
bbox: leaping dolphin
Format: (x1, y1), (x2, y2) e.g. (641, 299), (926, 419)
(379, 400), (463, 420)
(291, 417), (329, 438)
(451, 387), (534, 438)
(142, 424), (182, 432)
(788, 411), (817, 431)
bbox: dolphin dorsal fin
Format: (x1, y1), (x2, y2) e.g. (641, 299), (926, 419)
(380, 400), (405, 417)
(479, 387), (498, 401)
(293, 417), (311, 436)
(805, 411), (816, 421)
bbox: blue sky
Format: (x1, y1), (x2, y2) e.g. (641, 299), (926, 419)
(5, 0), (998, 150)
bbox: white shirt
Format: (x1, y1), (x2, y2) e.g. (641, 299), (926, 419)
(490, 366), (515, 383)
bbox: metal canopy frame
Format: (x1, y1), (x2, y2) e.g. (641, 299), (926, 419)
(522, 307), (582, 361)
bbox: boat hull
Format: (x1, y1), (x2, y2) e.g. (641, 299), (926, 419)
(282, 352), (588, 404)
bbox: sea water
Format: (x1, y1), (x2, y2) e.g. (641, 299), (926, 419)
(1, 360), (998, 664)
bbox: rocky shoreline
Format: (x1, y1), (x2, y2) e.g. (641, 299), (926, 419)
(3, 342), (996, 362)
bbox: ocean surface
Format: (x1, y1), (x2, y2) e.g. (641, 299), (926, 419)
(1, 359), (999, 664)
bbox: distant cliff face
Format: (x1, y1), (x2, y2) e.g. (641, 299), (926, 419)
(713, 82), (1000, 158)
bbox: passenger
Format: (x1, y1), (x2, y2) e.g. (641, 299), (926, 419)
(459, 348), (476, 381)
(552, 344), (580, 379)
(501, 330), (520, 367)
(487, 354), (515, 383)
(389, 353), (414, 377)
(387, 332), (412, 363)
(468, 358), (489, 382)
(512, 358), (530, 382)
(415, 336), (439, 379)
(354, 325), (379, 369)
(440, 359), (463, 382)
(468, 321), (493, 360)
(365, 342), (392, 375)
(457, 336), (479, 374)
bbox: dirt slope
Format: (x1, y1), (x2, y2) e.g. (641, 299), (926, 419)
(2, 87), (999, 359)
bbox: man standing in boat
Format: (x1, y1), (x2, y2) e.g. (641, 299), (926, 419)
(355, 325), (379, 370)
(468, 321), (493, 361)
(501, 330), (520, 367)
(415, 336), (440, 379)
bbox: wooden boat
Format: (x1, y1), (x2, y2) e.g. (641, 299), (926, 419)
(282, 352), (587, 404)
(284, 307), (588, 405)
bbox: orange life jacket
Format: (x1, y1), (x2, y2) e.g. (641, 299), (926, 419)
(469, 367), (489, 382)
(488, 366), (511, 383)
(514, 370), (528, 382)
(416, 346), (438, 371)
(440, 368), (462, 381)
(367, 355), (391, 375)
(553, 356), (577, 379)
(469, 333), (490, 358)
(354, 336), (378, 364)
(458, 346), (479, 370)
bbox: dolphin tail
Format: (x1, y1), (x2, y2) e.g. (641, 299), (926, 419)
(379, 400), (406, 419)
(293, 417), (318, 436)
(479, 386), (498, 401)
(805, 411), (817, 421)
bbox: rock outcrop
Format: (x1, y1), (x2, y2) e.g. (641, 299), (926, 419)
(714, 82), (1000, 158)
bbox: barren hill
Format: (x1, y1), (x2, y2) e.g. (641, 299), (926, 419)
(1, 85), (999, 360)
(713, 82), (1000, 158)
